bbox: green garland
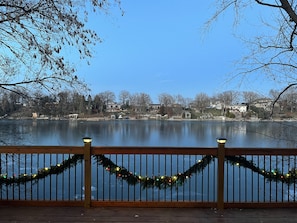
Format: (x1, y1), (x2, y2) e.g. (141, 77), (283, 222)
(94, 154), (215, 189)
(95, 155), (297, 188)
(226, 155), (297, 184)
(0, 154), (83, 185)
(0, 153), (297, 188)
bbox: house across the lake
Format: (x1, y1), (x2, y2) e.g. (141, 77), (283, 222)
(228, 104), (248, 113)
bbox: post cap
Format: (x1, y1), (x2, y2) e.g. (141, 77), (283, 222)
(83, 137), (92, 143)
(216, 138), (227, 144)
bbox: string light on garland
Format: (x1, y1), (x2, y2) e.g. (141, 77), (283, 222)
(225, 155), (297, 184)
(95, 154), (297, 188)
(94, 154), (215, 189)
(0, 154), (83, 185)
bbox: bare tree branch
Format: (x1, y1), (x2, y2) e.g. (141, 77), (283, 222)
(208, 0), (297, 106)
(271, 83), (297, 117)
(254, 0), (281, 8)
(280, 0), (297, 23)
(0, 0), (122, 96)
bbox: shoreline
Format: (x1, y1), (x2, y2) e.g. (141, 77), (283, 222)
(5, 116), (297, 122)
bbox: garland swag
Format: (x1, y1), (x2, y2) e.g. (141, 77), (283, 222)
(0, 154), (297, 188)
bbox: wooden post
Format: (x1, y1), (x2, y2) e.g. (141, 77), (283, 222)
(83, 137), (92, 208)
(217, 138), (226, 210)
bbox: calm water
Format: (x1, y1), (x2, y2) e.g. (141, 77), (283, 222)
(1, 119), (297, 147)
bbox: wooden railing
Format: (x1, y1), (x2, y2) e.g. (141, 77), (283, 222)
(0, 138), (297, 209)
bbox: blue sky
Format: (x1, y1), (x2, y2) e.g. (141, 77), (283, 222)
(76, 1), (277, 103)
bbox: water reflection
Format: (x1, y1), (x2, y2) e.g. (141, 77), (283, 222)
(0, 119), (296, 147)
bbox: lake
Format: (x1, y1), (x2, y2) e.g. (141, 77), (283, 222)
(1, 119), (297, 148)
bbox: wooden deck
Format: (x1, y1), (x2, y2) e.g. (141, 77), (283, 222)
(1, 206), (297, 222)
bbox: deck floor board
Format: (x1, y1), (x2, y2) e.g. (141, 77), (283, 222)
(0, 206), (297, 222)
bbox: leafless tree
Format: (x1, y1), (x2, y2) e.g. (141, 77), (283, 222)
(243, 91), (261, 104)
(174, 94), (188, 108)
(207, 0), (297, 99)
(159, 93), (174, 106)
(194, 93), (210, 113)
(93, 93), (105, 113)
(119, 90), (131, 106)
(277, 86), (297, 113)
(0, 0), (121, 96)
(98, 91), (116, 106)
(130, 92), (152, 113)
(217, 90), (239, 106)
(159, 93), (174, 111)
(269, 89), (280, 100)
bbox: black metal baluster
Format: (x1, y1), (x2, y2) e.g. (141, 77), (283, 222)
(49, 154), (52, 200)
(115, 154), (118, 201)
(263, 155), (266, 202)
(121, 154), (124, 201)
(207, 155), (210, 202)
(139, 154), (142, 202)
(187, 155), (191, 201)
(133, 154), (136, 201)
(108, 154), (111, 201)
(162, 154), (165, 201)
(281, 155), (284, 202)
(293, 156), (296, 202)
(18, 154), (21, 200)
(237, 157), (242, 202)
(68, 154), (71, 201)
(43, 153), (46, 200)
(171, 154), (173, 202)
(56, 154), (59, 200)
(60, 154), (63, 200)
(0, 154), (2, 199)
(36, 154), (39, 200)
(152, 154), (155, 201)
(82, 154), (85, 201)
(251, 155), (254, 202)
(12, 154), (15, 200)
(158, 154), (161, 201)
(176, 154), (180, 202)
(245, 155), (247, 202)
(257, 155), (260, 202)
(30, 154), (33, 200)
(146, 154), (149, 201)
(201, 155), (204, 202)
(269, 155), (272, 202)
(73, 152), (77, 201)
(275, 156), (279, 202)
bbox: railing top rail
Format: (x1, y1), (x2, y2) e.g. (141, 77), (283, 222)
(225, 147), (297, 156)
(1, 145), (297, 156)
(92, 146), (217, 155)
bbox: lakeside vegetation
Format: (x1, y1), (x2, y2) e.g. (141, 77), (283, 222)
(1, 89), (297, 121)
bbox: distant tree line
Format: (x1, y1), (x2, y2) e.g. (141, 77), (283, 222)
(1, 88), (297, 118)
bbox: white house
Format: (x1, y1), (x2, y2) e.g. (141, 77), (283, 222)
(228, 104), (248, 113)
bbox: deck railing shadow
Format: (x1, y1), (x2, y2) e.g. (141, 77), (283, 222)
(0, 138), (297, 209)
